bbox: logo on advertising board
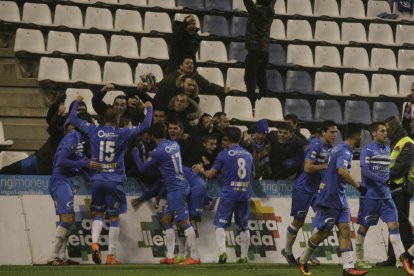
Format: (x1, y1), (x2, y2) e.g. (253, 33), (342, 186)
(137, 212), (169, 257)
(298, 216), (357, 260)
(225, 200), (282, 259)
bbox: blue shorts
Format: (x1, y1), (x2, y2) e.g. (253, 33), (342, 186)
(91, 181), (127, 216)
(357, 198), (398, 227)
(188, 177), (207, 219)
(49, 176), (74, 215)
(314, 206), (351, 231)
(290, 189), (317, 220)
(214, 198), (250, 231)
(163, 188), (190, 222)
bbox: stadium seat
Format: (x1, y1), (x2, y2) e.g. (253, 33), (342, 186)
(314, 0), (339, 16)
(314, 21), (341, 43)
(334, 130), (343, 146)
(232, 0), (247, 11)
(0, 151), (28, 170)
(341, 22), (367, 43)
(84, 7), (113, 30)
(202, 15), (229, 37)
(370, 48), (396, 70)
(78, 33), (108, 56)
(114, 9), (143, 32)
(399, 75), (414, 95)
(205, 0), (232, 11)
(71, 59), (102, 83)
(224, 96), (254, 121)
(287, 44), (313, 66)
(372, 101), (399, 122)
(393, 1), (411, 20)
(367, 0), (392, 18)
(396, 25), (414, 44)
(343, 47), (369, 69)
(0, 1), (20, 22)
(103, 90), (126, 105)
(147, 0), (176, 8)
(38, 57), (70, 82)
(314, 72), (342, 95)
(0, 120), (13, 147)
(231, 125), (248, 133)
(371, 74), (398, 96)
(286, 0), (312, 15)
(140, 37), (169, 59)
(344, 100), (372, 124)
(314, 99), (343, 122)
(14, 29), (45, 53)
(119, 0), (147, 6)
(46, 31), (77, 54)
(65, 88), (96, 115)
(197, 67), (224, 87)
(144, 12), (172, 33)
(275, 0), (286, 13)
(287, 20), (313, 40)
(266, 70), (284, 93)
(103, 61), (133, 86)
(368, 23), (394, 44)
(285, 70), (313, 93)
(109, 35), (139, 59)
(340, 0), (366, 18)
(230, 17), (248, 37)
(269, 44), (286, 65)
(314, 46), (341, 67)
(226, 68), (246, 92)
(254, 97), (284, 121)
(174, 13), (201, 28)
(135, 63), (164, 83)
(229, 42), (247, 62)
(199, 95), (222, 115)
(54, 5), (83, 29)
(398, 50), (414, 69)
(284, 99), (313, 121)
(22, 3), (52, 25)
(95, 0), (118, 3)
(176, 0), (204, 9)
(342, 73), (370, 95)
(300, 128), (311, 139)
(357, 130), (373, 151)
(198, 41), (228, 62)
(270, 19), (286, 40)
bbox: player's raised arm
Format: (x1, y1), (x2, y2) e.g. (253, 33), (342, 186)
(131, 146), (158, 173)
(69, 96), (96, 136)
(127, 101), (153, 140)
(192, 163), (218, 179)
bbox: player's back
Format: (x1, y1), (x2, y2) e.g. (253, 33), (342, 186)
(154, 140), (187, 192)
(216, 145), (254, 201)
(52, 130), (86, 178)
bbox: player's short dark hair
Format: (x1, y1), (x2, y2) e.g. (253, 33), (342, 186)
(370, 122), (385, 133)
(167, 117), (184, 129)
(277, 122), (293, 133)
(150, 123), (167, 139)
(69, 100), (87, 113)
(344, 122), (364, 139)
(179, 55), (194, 65)
(284, 113), (299, 124)
(203, 134), (217, 143)
(104, 108), (119, 125)
(113, 95), (126, 103)
(222, 127), (242, 144)
(321, 120), (337, 132)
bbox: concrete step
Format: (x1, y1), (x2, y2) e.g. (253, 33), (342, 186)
(9, 139), (45, 152)
(0, 107), (47, 118)
(0, 87), (45, 108)
(3, 122), (48, 141)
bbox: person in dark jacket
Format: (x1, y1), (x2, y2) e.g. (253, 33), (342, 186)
(243, 0), (276, 106)
(167, 15), (201, 73)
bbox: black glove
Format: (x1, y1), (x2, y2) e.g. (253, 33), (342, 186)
(385, 179), (392, 186)
(357, 185), (367, 196)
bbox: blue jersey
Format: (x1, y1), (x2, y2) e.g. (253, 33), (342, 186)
(133, 140), (188, 193)
(70, 101), (152, 183)
(317, 143), (353, 209)
(360, 142), (391, 199)
(212, 145), (254, 201)
(52, 130), (89, 179)
(294, 138), (332, 193)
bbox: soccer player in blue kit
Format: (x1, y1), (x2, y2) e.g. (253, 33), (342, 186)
(297, 123), (368, 276)
(354, 122), (414, 275)
(69, 96), (153, 265)
(47, 112), (102, 265)
(193, 127), (254, 264)
(132, 123), (200, 265)
(282, 120), (338, 265)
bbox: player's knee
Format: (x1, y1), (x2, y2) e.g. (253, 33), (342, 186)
(161, 216), (172, 227)
(388, 221), (399, 230)
(61, 214), (75, 225)
(292, 218), (305, 229)
(178, 220), (190, 230)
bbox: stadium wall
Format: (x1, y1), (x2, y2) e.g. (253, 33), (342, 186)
(0, 175), (396, 265)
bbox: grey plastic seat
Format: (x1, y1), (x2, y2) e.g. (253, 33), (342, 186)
(230, 17), (248, 37)
(267, 70), (284, 93)
(269, 44), (286, 65)
(229, 42), (247, 62)
(315, 99), (343, 123)
(176, 0), (204, 9)
(285, 71), (313, 93)
(372, 102), (399, 122)
(202, 15), (229, 37)
(284, 99), (313, 121)
(344, 100), (372, 124)
(205, 0), (232, 11)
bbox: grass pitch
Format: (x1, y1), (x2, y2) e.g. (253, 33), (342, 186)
(0, 264), (407, 276)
